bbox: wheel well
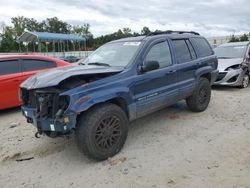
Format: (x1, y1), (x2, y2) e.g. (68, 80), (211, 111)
(200, 73), (211, 82)
(76, 98), (129, 125)
(106, 97), (129, 118)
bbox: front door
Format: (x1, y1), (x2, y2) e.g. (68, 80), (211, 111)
(131, 40), (178, 118)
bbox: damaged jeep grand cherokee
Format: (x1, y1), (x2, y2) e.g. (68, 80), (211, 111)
(20, 31), (218, 161)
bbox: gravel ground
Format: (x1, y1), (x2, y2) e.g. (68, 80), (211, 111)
(0, 87), (250, 188)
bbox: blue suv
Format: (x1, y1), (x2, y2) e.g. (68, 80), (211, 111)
(20, 31), (218, 160)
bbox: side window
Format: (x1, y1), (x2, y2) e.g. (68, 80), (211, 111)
(47, 61), (56, 68)
(0, 60), (20, 75)
(172, 40), (192, 63)
(186, 40), (197, 59)
(190, 38), (213, 57)
(22, 59), (56, 72)
(145, 41), (172, 68)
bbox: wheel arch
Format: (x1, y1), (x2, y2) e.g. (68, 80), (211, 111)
(74, 90), (131, 121)
(195, 66), (214, 84)
(200, 72), (211, 82)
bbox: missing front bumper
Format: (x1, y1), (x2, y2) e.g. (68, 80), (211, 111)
(22, 106), (77, 134)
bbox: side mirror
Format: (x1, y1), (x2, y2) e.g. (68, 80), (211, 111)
(140, 61), (160, 73)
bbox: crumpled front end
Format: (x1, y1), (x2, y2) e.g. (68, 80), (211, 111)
(20, 87), (77, 137)
(214, 68), (245, 86)
(19, 65), (123, 137)
(213, 57), (247, 86)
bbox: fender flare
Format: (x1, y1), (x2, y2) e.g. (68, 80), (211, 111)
(72, 87), (131, 114)
(195, 66), (213, 80)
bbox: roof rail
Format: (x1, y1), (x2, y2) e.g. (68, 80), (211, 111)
(147, 30), (200, 36)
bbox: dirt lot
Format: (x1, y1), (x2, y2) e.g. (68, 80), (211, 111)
(0, 87), (250, 188)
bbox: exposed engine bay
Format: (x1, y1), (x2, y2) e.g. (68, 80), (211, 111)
(20, 72), (118, 120)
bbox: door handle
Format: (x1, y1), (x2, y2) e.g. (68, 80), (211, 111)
(166, 70), (176, 74)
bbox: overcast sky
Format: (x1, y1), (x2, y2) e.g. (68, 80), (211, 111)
(0, 0), (249, 37)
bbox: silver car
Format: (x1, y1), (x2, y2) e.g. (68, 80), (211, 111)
(214, 42), (250, 88)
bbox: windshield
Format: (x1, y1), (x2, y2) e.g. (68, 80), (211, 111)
(82, 41), (141, 67)
(214, 45), (247, 59)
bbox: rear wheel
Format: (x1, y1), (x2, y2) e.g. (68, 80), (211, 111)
(76, 103), (128, 161)
(186, 78), (211, 112)
(241, 73), (249, 88)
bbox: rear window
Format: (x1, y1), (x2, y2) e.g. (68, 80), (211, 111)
(172, 39), (192, 63)
(22, 59), (56, 72)
(190, 38), (213, 57)
(0, 60), (20, 75)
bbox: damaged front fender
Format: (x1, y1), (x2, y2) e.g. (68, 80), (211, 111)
(69, 87), (131, 114)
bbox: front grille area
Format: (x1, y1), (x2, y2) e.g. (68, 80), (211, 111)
(36, 91), (59, 118)
(21, 88), (61, 119)
(216, 72), (227, 82)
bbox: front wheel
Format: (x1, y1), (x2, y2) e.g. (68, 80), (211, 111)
(186, 78), (211, 112)
(76, 103), (128, 161)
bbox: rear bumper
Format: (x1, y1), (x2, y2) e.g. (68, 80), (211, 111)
(21, 106), (77, 133)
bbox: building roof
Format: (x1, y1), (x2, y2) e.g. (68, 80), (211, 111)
(18, 31), (86, 42)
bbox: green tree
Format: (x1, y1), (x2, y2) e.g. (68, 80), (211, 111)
(44, 17), (70, 33)
(122, 28), (132, 37)
(72, 23), (94, 49)
(0, 26), (17, 52)
(93, 28), (134, 48)
(72, 24), (92, 37)
(229, 35), (240, 42)
(24, 18), (45, 32)
(11, 16), (26, 38)
(240, 34), (248, 41)
(141, 26), (151, 35)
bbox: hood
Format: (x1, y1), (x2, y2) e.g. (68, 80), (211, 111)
(217, 58), (243, 71)
(21, 65), (123, 89)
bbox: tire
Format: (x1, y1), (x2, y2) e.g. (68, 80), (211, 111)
(76, 103), (128, 161)
(186, 77), (211, 112)
(240, 73), (249, 88)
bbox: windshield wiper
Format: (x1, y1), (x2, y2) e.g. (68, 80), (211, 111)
(88, 62), (110, 67)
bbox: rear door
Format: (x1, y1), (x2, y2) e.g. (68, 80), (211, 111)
(171, 39), (198, 99)
(20, 58), (56, 82)
(0, 59), (22, 109)
(131, 40), (178, 117)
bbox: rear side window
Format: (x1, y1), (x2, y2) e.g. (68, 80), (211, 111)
(186, 40), (197, 59)
(145, 41), (172, 68)
(0, 60), (20, 75)
(190, 38), (213, 57)
(22, 59), (56, 72)
(172, 40), (192, 63)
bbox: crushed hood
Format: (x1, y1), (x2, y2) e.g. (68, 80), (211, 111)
(21, 65), (123, 89)
(217, 58), (243, 72)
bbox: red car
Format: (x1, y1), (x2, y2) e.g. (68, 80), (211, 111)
(0, 55), (70, 110)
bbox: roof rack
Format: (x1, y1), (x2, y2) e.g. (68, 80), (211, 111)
(147, 30), (200, 36)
